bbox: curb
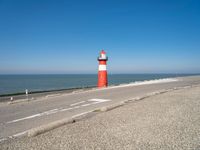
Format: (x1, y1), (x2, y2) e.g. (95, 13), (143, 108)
(27, 118), (75, 137)
(95, 101), (125, 112)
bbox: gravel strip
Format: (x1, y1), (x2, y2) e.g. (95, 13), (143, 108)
(1, 86), (200, 150)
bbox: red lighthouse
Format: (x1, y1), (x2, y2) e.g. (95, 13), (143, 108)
(97, 50), (108, 88)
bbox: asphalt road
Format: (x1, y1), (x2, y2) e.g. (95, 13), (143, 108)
(0, 75), (200, 142)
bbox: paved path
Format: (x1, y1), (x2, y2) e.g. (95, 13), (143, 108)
(0, 76), (200, 142)
(1, 78), (200, 149)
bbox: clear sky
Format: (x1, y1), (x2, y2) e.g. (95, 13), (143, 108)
(0, 0), (200, 74)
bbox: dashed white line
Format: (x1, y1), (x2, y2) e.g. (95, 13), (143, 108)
(42, 109), (59, 115)
(74, 106), (80, 109)
(71, 110), (93, 118)
(7, 114), (41, 124)
(1, 98), (112, 143)
(11, 130), (27, 138)
(60, 107), (73, 112)
(0, 130), (28, 143)
(88, 99), (111, 103)
(81, 103), (92, 107)
(7, 109), (59, 124)
(6, 98), (111, 124)
(70, 101), (86, 106)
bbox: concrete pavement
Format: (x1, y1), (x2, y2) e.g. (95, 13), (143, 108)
(0, 75), (200, 143)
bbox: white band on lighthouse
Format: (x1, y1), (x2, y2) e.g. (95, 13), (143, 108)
(99, 65), (107, 71)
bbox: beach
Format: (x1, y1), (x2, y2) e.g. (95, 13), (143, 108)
(1, 77), (200, 149)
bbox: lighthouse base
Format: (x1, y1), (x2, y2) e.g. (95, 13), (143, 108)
(98, 71), (108, 88)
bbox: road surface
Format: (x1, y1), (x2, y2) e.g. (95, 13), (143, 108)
(0, 75), (200, 142)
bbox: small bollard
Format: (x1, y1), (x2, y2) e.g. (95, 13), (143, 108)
(25, 89), (29, 100)
(25, 89), (28, 95)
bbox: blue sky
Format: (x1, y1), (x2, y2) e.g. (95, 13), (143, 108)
(0, 0), (200, 74)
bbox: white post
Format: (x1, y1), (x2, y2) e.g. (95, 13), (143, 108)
(25, 89), (29, 100)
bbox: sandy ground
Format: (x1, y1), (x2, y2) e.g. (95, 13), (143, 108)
(1, 86), (200, 150)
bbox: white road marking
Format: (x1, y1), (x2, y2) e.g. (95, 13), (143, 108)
(7, 109), (59, 124)
(46, 94), (61, 98)
(12, 130), (27, 138)
(74, 106), (80, 109)
(1, 110), (93, 143)
(60, 107), (73, 112)
(7, 114), (41, 124)
(2, 98), (112, 143)
(81, 103), (92, 107)
(42, 109), (58, 115)
(88, 99), (111, 103)
(0, 130), (28, 143)
(71, 110), (93, 118)
(6, 98), (111, 124)
(70, 101), (86, 106)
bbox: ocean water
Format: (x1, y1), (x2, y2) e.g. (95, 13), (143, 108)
(0, 74), (195, 95)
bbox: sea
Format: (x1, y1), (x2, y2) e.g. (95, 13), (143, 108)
(0, 74), (197, 96)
